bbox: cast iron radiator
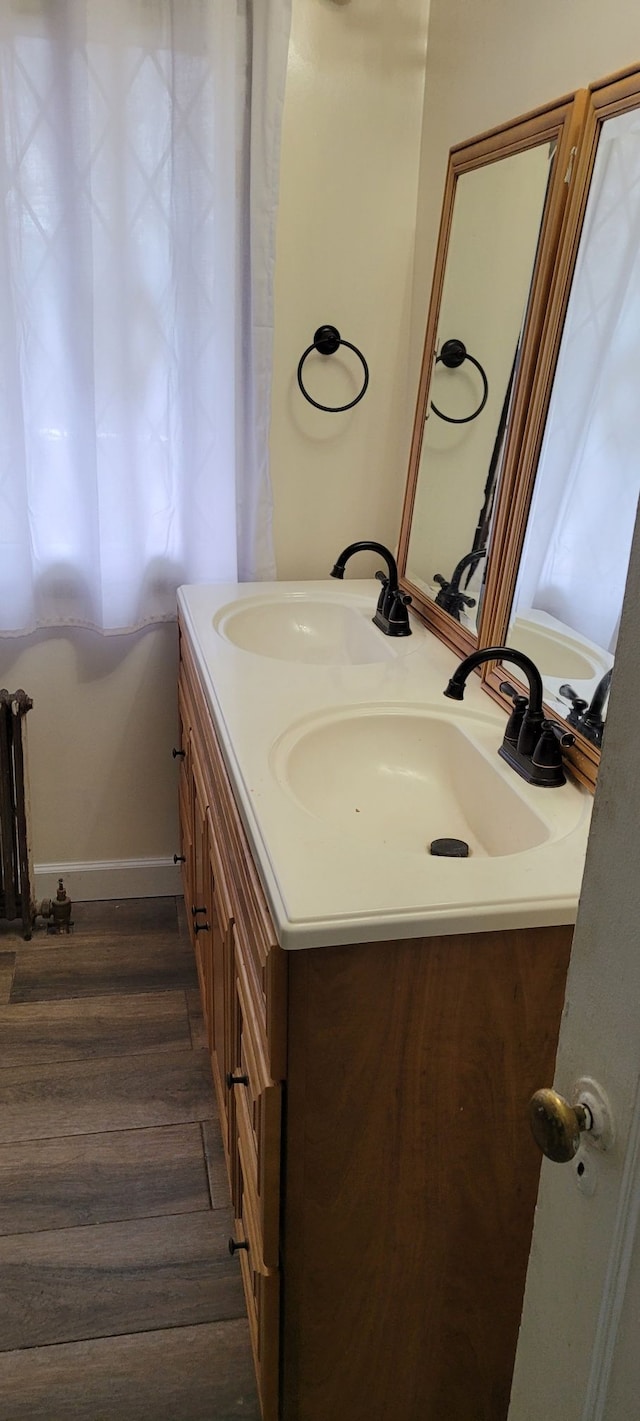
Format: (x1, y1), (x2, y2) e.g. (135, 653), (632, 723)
(0, 689), (33, 939)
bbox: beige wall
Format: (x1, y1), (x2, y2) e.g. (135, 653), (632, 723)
(0, 0), (431, 886)
(271, 0), (430, 579)
(411, 0), (640, 380)
(0, 627), (179, 891)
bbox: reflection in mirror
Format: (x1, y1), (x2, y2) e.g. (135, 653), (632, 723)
(406, 141), (555, 631)
(507, 108), (640, 745)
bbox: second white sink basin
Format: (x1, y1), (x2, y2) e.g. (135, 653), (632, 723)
(510, 616), (602, 680)
(213, 594), (395, 664)
(271, 706), (551, 858)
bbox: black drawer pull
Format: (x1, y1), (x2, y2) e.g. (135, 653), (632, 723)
(173, 854), (186, 864)
(226, 1072), (249, 1089)
(228, 1237), (249, 1255)
(194, 919), (210, 934)
(192, 905), (207, 917)
(172, 747), (186, 759)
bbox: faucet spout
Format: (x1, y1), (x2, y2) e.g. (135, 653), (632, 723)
(433, 547), (486, 621)
(443, 645), (566, 787)
(444, 645), (544, 717)
(560, 667), (612, 748)
(330, 540), (412, 637)
(584, 667), (613, 727)
(331, 540), (399, 589)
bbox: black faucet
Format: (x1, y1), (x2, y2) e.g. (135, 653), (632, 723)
(443, 645), (573, 787)
(559, 668), (612, 748)
(433, 548), (486, 621)
(330, 541), (412, 637)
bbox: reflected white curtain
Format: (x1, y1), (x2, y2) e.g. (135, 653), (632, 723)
(513, 109), (640, 655)
(0, 0), (290, 635)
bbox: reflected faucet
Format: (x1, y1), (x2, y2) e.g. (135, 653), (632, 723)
(330, 540), (412, 637)
(443, 645), (573, 788)
(433, 548), (486, 622)
(559, 668), (613, 748)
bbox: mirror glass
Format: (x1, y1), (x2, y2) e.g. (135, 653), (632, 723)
(506, 108), (640, 745)
(405, 141), (555, 631)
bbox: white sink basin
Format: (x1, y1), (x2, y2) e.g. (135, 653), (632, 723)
(213, 595), (395, 665)
(510, 616), (601, 680)
(179, 581), (592, 947)
(271, 706), (550, 858)
(509, 611), (614, 714)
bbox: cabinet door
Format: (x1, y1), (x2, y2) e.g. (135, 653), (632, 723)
(233, 1161), (280, 1421)
(232, 944), (282, 1270)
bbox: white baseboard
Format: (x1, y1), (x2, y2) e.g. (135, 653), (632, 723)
(33, 858), (182, 903)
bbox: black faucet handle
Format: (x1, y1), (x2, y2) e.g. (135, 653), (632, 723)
(385, 587), (412, 635)
(435, 573), (475, 605)
(532, 720), (575, 781)
(388, 588), (412, 618)
(542, 718), (575, 747)
(500, 681), (527, 705)
(500, 677), (546, 758)
(559, 683), (590, 736)
(500, 682), (529, 747)
(374, 569), (391, 620)
(433, 573), (476, 617)
(559, 683), (588, 714)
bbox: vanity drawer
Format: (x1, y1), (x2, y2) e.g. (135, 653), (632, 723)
(232, 946), (282, 1269)
(233, 1169), (280, 1421)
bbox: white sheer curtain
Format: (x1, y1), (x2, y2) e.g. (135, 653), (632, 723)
(512, 109), (640, 655)
(0, 0), (290, 635)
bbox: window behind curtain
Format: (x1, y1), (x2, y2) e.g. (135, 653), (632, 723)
(0, 0), (290, 634)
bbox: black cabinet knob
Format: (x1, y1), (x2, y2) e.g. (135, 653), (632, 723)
(173, 854), (186, 864)
(228, 1237), (249, 1256)
(226, 1072), (249, 1089)
(191, 906), (207, 917)
(172, 747), (186, 759)
(194, 919), (210, 935)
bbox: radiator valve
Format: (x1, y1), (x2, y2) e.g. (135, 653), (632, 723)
(45, 878), (73, 934)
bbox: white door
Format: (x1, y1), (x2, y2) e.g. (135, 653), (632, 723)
(508, 506), (640, 1419)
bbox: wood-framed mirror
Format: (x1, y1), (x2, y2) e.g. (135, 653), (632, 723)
(397, 93), (587, 659)
(481, 64), (640, 792)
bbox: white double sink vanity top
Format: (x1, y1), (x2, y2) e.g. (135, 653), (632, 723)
(178, 580), (592, 950)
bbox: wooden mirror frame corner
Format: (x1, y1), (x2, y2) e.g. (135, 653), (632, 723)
(397, 90), (588, 664)
(480, 64), (640, 794)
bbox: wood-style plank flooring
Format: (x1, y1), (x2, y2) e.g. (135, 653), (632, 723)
(0, 897), (260, 1419)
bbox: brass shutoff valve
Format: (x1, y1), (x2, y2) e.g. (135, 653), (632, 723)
(46, 878), (73, 934)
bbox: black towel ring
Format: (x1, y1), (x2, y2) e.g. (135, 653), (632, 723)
(430, 338), (489, 424)
(297, 325), (369, 413)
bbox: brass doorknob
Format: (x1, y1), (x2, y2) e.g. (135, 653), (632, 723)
(529, 1089), (591, 1163)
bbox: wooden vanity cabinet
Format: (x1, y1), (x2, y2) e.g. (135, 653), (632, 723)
(177, 622), (573, 1421)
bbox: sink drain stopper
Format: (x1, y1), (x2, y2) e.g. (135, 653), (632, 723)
(429, 837), (469, 857)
